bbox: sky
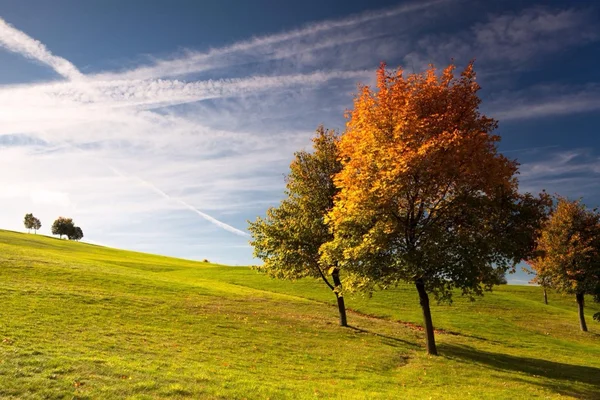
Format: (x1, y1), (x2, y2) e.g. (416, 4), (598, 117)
(0, 0), (599, 284)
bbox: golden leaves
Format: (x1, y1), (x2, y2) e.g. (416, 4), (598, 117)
(528, 197), (600, 294)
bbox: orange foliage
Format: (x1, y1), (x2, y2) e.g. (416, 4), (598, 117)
(527, 197), (600, 294)
(324, 63), (524, 278)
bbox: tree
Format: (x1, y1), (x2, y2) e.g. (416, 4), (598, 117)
(249, 127), (348, 326)
(523, 266), (551, 304)
(68, 226), (84, 241)
(24, 213), (35, 233)
(51, 217), (74, 239)
(527, 197), (600, 332)
(539, 275), (551, 305)
(32, 217), (41, 234)
(322, 63), (551, 355)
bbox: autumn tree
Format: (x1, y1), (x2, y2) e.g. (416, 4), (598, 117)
(527, 197), (600, 332)
(51, 217), (75, 239)
(249, 126), (348, 326)
(322, 63), (551, 355)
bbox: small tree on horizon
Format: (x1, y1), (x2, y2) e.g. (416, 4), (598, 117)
(51, 217), (75, 239)
(527, 197), (600, 332)
(68, 226), (84, 241)
(32, 217), (41, 234)
(249, 126), (349, 327)
(24, 213), (35, 233)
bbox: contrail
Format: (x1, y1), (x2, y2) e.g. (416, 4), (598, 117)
(0, 17), (83, 80)
(0, 16), (249, 238)
(107, 166), (249, 237)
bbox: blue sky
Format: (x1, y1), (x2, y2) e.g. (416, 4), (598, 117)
(0, 0), (599, 284)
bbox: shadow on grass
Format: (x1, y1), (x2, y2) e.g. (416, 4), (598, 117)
(441, 344), (600, 399)
(347, 325), (419, 348)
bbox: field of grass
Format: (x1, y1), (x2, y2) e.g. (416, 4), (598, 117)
(0, 229), (599, 399)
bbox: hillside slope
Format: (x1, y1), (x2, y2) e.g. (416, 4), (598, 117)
(0, 230), (598, 399)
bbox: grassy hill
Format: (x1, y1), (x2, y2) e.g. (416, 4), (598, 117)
(0, 229), (598, 399)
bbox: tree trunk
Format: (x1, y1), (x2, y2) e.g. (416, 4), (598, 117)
(331, 268), (348, 327)
(415, 278), (437, 355)
(576, 292), (588, 332)
(543, 287), (548, 305)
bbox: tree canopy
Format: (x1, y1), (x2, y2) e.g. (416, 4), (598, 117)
(51, 217), (83, 241)
(24, 213), (41, 233)
(52, 217), (74, 239)
(249, 126), (348, 326)
(32, 217), (41, 233)
(321, 62), (550, 354)
(69, 226), (84, 241)
(527, 197), (600, 331)
(24, 213), (35, 233)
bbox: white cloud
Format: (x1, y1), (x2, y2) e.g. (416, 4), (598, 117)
(404, 6), (598, 71)
(518, 150), (600, 206)
(93, 0), (452, 81)
(487, 84), (600, 120)
(0, 17), (82, 79)
(0, 2), (598, 264)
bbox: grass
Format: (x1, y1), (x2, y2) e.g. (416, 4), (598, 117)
(0, 229), (598, 399)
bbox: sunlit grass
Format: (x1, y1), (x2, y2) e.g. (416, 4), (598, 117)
(0, 229), (598, 399)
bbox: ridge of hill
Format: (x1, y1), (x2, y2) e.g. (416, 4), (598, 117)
(0, 229), (598, 399)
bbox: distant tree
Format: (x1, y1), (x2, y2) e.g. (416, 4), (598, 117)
(51, 217), (74, 239)
(249, 126), (348, 326)
(523, 268), (551, 304)
(321, 63), (552, 355)
(68, 226), (84, 241)
(32, 217), (41, 234)
(23, 213), (35, 233)
(527, 197), (600, 332)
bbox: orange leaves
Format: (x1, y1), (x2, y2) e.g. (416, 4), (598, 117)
(317, 61), (551, 302)
(528, 197), (600, 294)
(329, 61), (515, 233)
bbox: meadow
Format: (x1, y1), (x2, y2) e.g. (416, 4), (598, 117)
(0, 229), (598, 399)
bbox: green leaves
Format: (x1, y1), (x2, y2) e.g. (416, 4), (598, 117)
(248, 126), (341, 288)
(23, 213), (41, 233)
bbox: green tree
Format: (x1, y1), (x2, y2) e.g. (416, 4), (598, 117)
(527, 197), (600, 331)
(249, 127), (348, 326)
(51, 217), (74, 239)
(32, 217), (41, 234)
(68, 226), (84, 241)
(24, 214), (42, 234)
(23, 213), (35, 233)
(322, 63), (551, 355)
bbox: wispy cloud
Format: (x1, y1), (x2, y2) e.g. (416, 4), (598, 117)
(0, 17), (82, 79)
(404, 6), (599, 71)
(94, 0), (453, 81)
(487, 84), (600, 120)
(0, 1), (598, 263)
(519, 150), (600, 205)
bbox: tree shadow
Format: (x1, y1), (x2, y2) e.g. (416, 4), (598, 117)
(347, 325), (419, 348)
(441, 344), (600, 399)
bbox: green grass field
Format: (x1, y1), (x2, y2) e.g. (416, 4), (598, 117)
(0, 229), (599, 399)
